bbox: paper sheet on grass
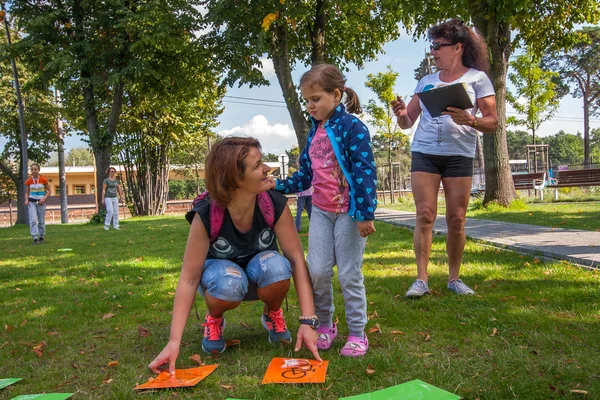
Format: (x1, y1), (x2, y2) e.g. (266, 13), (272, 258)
(10, 394), (73, 400)
(134, 365), (218, 390)
(261, 358), (328, 384)
(340, 379), (460, 400)
(0, 378), (22, 389)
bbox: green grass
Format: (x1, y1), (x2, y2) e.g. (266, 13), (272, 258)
(1, 216), (600, 399)
(380, 198), (600, 232)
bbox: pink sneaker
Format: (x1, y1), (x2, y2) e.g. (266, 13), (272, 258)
(340, 334), (368, 357)
(316, 323), (337, 350)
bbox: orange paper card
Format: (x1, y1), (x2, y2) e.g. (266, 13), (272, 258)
(261, 358), (328, 384)
(134, 365), (218, 390)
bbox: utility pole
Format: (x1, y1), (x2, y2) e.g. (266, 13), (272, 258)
(1, 3), (29, 224)
(55, 88), (68, 223)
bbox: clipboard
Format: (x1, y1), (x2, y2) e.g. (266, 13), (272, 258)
(416, 82), (473, 118)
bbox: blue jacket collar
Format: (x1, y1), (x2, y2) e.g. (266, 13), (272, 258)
(309, 103), (347, 127)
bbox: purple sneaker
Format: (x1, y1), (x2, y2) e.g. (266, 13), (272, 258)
(340, 334), (369, 357)
(316, 323), (337, 350)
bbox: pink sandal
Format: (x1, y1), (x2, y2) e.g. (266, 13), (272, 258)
(316, 323), (337, 350)
(340, 334), (369, 357)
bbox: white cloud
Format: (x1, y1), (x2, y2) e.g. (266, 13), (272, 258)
(258, 57), (275, 78)
(217, 115), (298, 155)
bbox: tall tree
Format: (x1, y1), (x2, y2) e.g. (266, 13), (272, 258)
(201, 0), (411, 149)
(11, 0), (208, 208)
(505, 130), (532, 159)
(544, 27), (600, 167)
(403, 0), (599, 205)
(66, 147), (94, 166)
(414, 51), (438, 82)
(0, 24), (59, 224)
(546, 130), (584, 167)
(507, 50), (560, 171)
(365, 66), (409, 202)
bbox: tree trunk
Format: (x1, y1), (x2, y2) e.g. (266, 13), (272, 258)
(271, 25), (311, 151)
(583, 94), (590, 167)
(310, 0), (327, 65)
(480, 18), (516, 206)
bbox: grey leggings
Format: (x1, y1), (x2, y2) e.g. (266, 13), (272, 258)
(306, 205), (368, 336)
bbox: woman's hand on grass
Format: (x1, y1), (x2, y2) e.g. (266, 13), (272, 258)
(295, 324), (321, 361)
(148, 340), (180, 375)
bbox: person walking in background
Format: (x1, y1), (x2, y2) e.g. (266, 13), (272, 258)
(102, 167), (124, 231)
(391, 19), (498, 297)
(273, 64), (377, 357)
(295, 186), (313, 232)
(24, 163), (50, 245)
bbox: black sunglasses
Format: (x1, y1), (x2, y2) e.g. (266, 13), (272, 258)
(430, 42), (455, 51)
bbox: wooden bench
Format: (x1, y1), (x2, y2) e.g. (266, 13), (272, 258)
(512, 172), (546, 199)
(512, 172), (546, 191)
(549, 168), (600, 200)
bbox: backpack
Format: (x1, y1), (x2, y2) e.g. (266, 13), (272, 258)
(192, 191), (275, 242)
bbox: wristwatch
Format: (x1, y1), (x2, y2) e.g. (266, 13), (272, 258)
(472, 117), (479, 128)
(298, 316), (320, 330)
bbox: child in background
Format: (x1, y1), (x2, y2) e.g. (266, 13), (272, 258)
(24, 163), (50, 245)
(273, 64), (378, 356)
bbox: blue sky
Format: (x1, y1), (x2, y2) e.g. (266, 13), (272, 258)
(12, 30), (600, 158)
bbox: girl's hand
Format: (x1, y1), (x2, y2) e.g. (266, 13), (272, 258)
(148, 340), (180, 375)
(295, 325), (322, 361)
(391, 95), (408, 119)
(357, 220), (376, 237)
(24, 199), (29, 206)
(39, 197), (46, 205)
(441, 107), (476, 126)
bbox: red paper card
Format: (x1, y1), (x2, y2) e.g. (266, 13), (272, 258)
(261, 358), (328, 384)
(134, 365), (218, 390)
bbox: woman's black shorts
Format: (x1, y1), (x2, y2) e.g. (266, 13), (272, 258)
(411, 152), (473, 178)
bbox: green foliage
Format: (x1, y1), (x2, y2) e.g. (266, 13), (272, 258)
(507, 50), (560, 138)
(546, 130), (584, 166)
(168, 179), (205, 200)
(0, 25), (60, 181)
(506, 130), (532, 159)
(66, 147), (94, 166)
(88, 209), (107, 224)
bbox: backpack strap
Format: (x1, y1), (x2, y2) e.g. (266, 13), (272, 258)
(193, 191), (275, 243)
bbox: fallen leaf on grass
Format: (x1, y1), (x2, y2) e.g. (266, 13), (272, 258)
(20, 319), (27, 327)
(102, 313), (115, 320)
(189, 354), (202, 366)
(321, 381), (334, 391)
(5, 325), (14, 332)
(570, 389), (588, 395)
(393, 294), (402, 298)
(240, 322), (250, 329)
(390, 330), (405, 335)
(103, 378), (113, 384)
(368, 323), (381, 334)
(490, 328), (498, 337)
(417, 332), (430, 341)
(135, 257), (144, 262)
(108, 361), (119, 367)
(220, 385), (232, 389)
(90, 243), (96, 247)
(368, 310), (378, 320)
(225, 339), (241, 348)
(138, 326), (151, 338)
(33, 341), (47, 358)
(365, 365), (375, 376)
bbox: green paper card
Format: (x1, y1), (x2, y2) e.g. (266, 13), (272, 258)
(0, 379), (22, 389)
(340, 379), (460, 400)
(11, 394), (73, 400)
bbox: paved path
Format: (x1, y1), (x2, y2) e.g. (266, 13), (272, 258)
(375, 208), (600, 269)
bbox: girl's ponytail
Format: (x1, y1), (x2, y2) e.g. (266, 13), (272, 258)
(344, 87), (362, 115)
